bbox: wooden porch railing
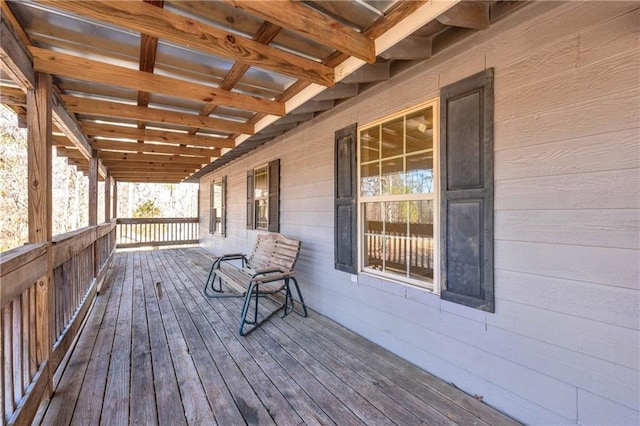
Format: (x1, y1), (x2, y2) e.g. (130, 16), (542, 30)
(116, 217), (199, 249)
(0, 220), (116, 426)
(365, 222), (434, 278)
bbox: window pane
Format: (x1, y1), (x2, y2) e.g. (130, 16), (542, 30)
(406, 107), (433, 154)
(406, 152), (434, 194)
(381, 158), (404, 195)
(255, 199), (268, 230)
(384, 202), (407, 275)
(409, 200), (434, 280)
(254, 166), (268, 198)
(363, 202), (383, 270)
(360, 162), (380, 197)
(360, 126), (380, 163)
(381, 117), (403, 158)
(213, 181), (222, 233)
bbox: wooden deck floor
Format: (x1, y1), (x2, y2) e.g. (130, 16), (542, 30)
(38, 248), (518, 426)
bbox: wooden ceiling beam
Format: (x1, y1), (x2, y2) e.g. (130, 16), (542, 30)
(52, 93), (93, 160)
(1, 3), (98, 163)
(52, 135), (73, 147)
(0, 11), (35, 90)
(136, 0), (164, 139)
(55, 146), (85, 160)
(98, 151), (211, 166)
(29, 47), (286, 116)
(91, 140), (220, 158)
(105, 165), (197, 173)
(223, 0), (375, 64)
(110, 171), (189, 177)
(0, 85), (26, 106)
(61, 95), (254, 135)
(36, 0), (334, 86)
(81, 122), (236, 149)
(190, 21), (281, 136)
(112, 177), (184, 183)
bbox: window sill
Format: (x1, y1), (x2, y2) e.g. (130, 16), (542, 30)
(360, 267), (437, 294)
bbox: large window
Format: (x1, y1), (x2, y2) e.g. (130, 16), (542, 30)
(247, 159), (280, 232)
(253, 165), (269, 230)
(358, 101), (438, 288)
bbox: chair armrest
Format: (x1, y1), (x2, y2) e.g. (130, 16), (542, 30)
(254, 267), (285, 275)
(251, 271), (296, 284)
(219, 253), (246, 261)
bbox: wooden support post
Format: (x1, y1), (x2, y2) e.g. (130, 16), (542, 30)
(105, 173), (111, 222)
(27, 72), (53, 396)
(89, 150), (98, 226)
(112, 180), (118, 219)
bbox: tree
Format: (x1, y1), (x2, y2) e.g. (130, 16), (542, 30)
(133, 199), (161, 218)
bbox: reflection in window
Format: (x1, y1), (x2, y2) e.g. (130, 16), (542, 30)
(254, 165), (268, 230)
(358, 101), (437, 287)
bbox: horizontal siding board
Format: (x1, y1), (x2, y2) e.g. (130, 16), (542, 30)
(495, 240), (639, 289)
(495, 87), (640, 152)
(578, 7), (640, 67)
(578, 389), (640, 426)
(494, 49), (639, 121)
(495, 128), (639, 180)
(493, 35), (579, 94)
(495, 169), (640, 210)
(495, 270), (639, 330)
(484, 1), (638, 70)
(576, 319), (640, 372)
(495, 209), (640, 249)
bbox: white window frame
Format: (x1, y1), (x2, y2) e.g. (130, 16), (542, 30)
(253, 164), (269, 231)
(210, 176), (225, 236)
(357, 99), (440, 293)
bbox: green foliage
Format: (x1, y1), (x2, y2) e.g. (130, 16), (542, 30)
(133, 199), (161, 218)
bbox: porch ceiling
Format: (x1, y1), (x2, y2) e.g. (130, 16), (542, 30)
(0, 0), (523, 183)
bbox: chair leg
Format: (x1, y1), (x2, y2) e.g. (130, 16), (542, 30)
(203, 262), (219, 297)
(289, 276), (308, 317)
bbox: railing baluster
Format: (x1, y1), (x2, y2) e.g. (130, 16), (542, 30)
(1, 308), (4, 424)
(21, 293), (29, 392)
(4, 305), (15, 416)
(29, 286), (37, 378)
(12, 298), (22, 402)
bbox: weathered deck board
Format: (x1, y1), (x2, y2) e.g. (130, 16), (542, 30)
(38, 248), (520, 426)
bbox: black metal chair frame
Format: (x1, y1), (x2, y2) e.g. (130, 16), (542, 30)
(204, 254), (308, 336)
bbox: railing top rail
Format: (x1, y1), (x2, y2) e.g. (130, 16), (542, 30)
(0, 242), (47, 275)
(117, 217), (199, 224)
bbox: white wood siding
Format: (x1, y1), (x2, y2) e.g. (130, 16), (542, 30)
(199, 2), (640, 424)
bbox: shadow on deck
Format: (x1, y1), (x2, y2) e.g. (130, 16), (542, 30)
(37, 247), (518, 425)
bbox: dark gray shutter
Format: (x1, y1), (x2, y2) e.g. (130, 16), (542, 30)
(267, 159), (280, 233)
(209, 182), (215, 234)
(220, 176), (227, 237)
(334, 123), (357, 273)
(246, 169), (254, 229)
(440, 68), (494, 312)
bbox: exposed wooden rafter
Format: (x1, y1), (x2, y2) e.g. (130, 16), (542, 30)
(136, 0), (164, 139)
(189, 21), (281, 136)
(97, 151), (211, 166)
(61, 95), (254, 135)
(29, 47), (286, 116)
(35, 0), (335, 86)
(91, 140), (220, 158)
(222, 0), (376, 63)
(81, 122), (235, 149)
